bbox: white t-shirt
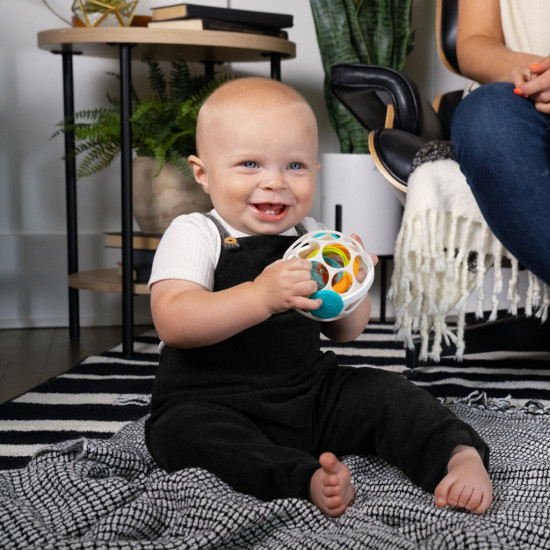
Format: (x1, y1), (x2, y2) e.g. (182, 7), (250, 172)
(148, 210), (324, 290)
(500, 0), (550, 57)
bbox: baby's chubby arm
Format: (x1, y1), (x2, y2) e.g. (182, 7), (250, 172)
(151, 257), (321, 348)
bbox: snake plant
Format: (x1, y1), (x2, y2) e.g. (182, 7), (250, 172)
(310, 0), (415, 153)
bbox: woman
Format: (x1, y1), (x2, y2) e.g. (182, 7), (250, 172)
(451, 0), (550, 285)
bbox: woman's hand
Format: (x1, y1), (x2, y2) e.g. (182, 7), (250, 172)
(514, 56), (550, 113)
(456, 0), (541, 85)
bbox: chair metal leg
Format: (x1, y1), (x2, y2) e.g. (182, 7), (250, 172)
(405, 344), (420, 376)
(379, 256), (389, 323)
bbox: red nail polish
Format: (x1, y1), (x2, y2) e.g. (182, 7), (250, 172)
(513, 87), (522, 95)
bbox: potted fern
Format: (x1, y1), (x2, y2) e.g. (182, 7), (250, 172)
(310, 0), (415, 255)
(54, 58), (234, 233)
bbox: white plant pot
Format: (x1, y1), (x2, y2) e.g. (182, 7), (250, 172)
(320, 153), (402, 256)
(132, 157), (212, 234)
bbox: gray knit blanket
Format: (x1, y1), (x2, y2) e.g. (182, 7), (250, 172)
(1, 396), (549, 549)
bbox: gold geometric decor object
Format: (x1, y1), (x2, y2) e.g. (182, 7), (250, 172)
(71, 0), (139, 27)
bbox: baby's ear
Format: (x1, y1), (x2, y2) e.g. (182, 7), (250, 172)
(188, 155), (210, 193)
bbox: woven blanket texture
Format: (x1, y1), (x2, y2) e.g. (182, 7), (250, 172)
(1, 399), (550, 549)
(389, 141), (549, 362)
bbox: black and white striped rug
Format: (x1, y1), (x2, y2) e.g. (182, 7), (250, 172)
(1, 323), (549, 470)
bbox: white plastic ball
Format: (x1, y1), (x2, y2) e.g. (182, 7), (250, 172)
(283, 231), (375, 321)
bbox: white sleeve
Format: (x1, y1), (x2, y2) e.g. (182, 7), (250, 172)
(148, 214), (325, 290)
(148, 212), (220, 291)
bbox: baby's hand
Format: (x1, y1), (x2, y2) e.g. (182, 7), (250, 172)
(253, 257), (321, 315)
(350, 233), (378, 284)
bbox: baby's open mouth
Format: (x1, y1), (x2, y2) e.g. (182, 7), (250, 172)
(254, 203), (287, 216)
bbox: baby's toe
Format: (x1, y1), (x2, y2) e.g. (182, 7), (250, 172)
(457, 486), (475, 509)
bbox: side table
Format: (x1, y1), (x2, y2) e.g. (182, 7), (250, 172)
(38, 27), (296, 357)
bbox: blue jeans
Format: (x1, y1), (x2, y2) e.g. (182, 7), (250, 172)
(451, 82), (550, 285)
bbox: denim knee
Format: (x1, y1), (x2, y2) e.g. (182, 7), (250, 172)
(451, 82), (516, 159)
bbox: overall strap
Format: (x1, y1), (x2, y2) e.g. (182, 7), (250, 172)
(295, 222), (308, 237)
(202, 212), (308, 250)
(203, 212), (240, 250)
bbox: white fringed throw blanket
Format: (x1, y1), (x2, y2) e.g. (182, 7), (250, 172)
(389, 141), (549, 361)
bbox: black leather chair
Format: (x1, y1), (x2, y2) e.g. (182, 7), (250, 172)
(329, 0), (550, 369)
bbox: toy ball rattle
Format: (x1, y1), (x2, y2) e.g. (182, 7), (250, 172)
(283, 231), (375, 321)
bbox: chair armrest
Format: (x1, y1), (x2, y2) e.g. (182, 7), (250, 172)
(433, 89), (463, 139)
(329, 63), (443, 139)
(369, 128), (430, 196)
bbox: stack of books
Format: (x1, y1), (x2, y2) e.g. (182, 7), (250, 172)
(147, 2), (293, 39)
(105, 232), (161, 283)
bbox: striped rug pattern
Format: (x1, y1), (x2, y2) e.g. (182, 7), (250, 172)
(1, 323), (549, 470)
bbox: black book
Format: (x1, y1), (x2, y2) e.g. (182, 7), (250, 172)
(148, 18), (288, 38)
(150, 3), (293, 29)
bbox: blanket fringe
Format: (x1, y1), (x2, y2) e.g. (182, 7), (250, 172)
(389, 154), (549, 362)
(447, 390), (550, 415)
(114, 394), (151, 406)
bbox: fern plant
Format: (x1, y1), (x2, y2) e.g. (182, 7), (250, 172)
(310, 0), (415, 154)
(54, 58), (234, 179)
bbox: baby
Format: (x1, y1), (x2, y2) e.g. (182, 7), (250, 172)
(145, 77), (492, 516)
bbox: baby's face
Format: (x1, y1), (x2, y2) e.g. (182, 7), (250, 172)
(193, 101), (319, 235)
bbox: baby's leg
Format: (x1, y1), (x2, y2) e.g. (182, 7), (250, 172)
(310, 452), (356, 517)
(434, 445), (492, 514)
(146, 401), (321, 501)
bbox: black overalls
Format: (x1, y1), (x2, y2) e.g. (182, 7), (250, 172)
(145, 218), (489, 502)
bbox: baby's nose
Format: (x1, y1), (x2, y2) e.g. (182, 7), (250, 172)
(261, 171), (286, 190)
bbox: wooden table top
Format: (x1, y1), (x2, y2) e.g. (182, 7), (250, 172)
(37, 27), (296, 63)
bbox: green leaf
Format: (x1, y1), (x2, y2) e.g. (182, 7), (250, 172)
(310, 0), (414, 153)
(53, 58), (237, 179)
(145, 58), (167, 101)
(391, 0), (415, 69)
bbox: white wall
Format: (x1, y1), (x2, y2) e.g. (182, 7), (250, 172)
(0, 0), (463, 328)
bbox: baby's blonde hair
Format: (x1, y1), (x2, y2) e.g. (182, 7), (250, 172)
(195, 77), (317, 156)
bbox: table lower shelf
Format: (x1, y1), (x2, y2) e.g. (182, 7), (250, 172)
(68, 268), (149, 295)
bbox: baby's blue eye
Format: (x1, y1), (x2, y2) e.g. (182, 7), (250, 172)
(289, 162), (303, 170)
(243, 160), (258, 168)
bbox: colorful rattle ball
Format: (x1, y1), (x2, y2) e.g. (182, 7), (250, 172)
(283, 230), (375, 321)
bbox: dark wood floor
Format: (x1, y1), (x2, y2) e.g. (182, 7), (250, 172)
(0, 325), (154, 404)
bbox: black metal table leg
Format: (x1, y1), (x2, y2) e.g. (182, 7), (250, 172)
(119, 43), (135, 358)
(270, 53), (282, 80)
(61, 52), (80, 341)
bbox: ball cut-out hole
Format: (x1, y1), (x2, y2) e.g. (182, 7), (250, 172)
(322, 244), (351, 268)
(332, 271), (352, 294)
(310, 261), (329, 290)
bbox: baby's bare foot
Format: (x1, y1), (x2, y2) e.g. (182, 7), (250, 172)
(310, 452), (356, 516)
(434, 445), (492, 514)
